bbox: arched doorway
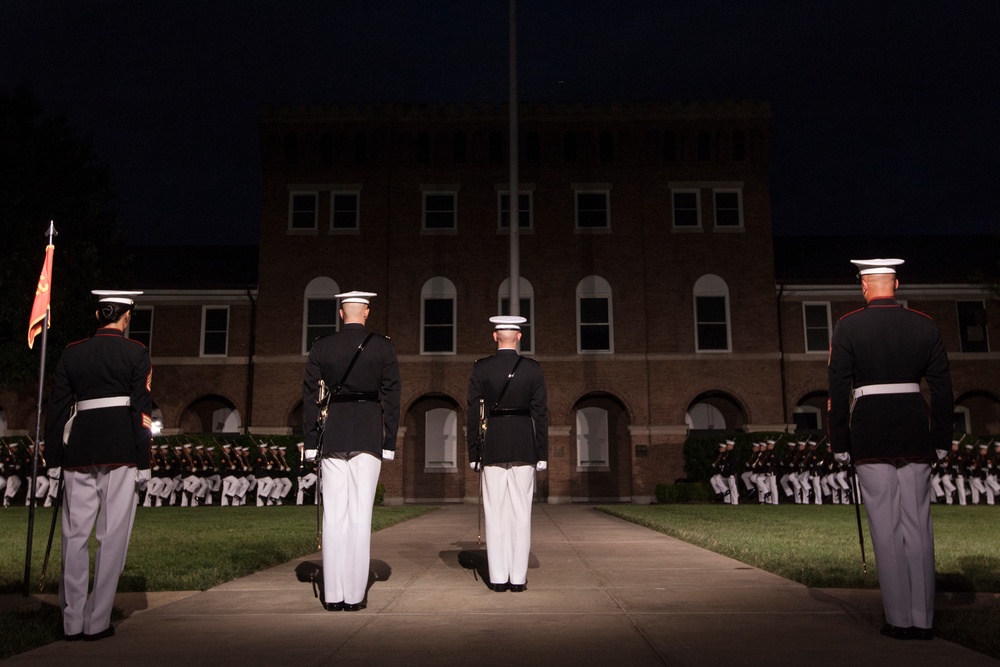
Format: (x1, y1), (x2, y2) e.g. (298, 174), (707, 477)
(685, 390), (747, 432)
(403, 394), (464, 502)
(954, 390), (1000, 435)
(569, 392), (630, 502)
(179, 395), (241, 434)
(793, 391), (828, 435)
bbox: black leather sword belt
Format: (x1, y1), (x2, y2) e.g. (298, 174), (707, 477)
(490, 408), (530, 417)
(332, 392), (379, 402)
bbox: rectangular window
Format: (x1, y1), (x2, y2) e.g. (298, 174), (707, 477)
(575, 191), (609, 230)
(579, 297), (611, 352)
(672, 190), (701, 228)
(305, 299), (339, 352)
(500, 297), (533, 354)
(957, 300), (989, 352)
(330, 192), (359, 231)
(498, 192), (533, 230)
(128, 307), (153, 352)
(803, 303), (832, 353)
(423, 192), (457, 230)
(288, 192), (318, 230)
(713, 189), (743, 228)
(695, 296), (729, 351)
(201, 306), (229, 356)
(423, 298), (455, 353)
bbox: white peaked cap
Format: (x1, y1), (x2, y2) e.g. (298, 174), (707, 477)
(92, 289), (143, 305)
(490, 315), (527, 330)
(336, 291), (377, 304)
(850, 258), (904, 275)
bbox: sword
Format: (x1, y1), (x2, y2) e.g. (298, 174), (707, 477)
(39, 470), (63, 591)
(476, 397), (486, 548)
(850, 463), (867, 574)
(314, 379), (331, 550)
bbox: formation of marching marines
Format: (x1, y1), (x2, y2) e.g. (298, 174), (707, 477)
(709, 434), (1000, 508)
(1, 436), (315, 509)
(714, 436), (863, 506)
(141, 438), (304, 507)
(931, 438), (1000, 506)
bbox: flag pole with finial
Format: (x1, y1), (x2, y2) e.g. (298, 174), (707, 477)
(23, 221), (57, 597)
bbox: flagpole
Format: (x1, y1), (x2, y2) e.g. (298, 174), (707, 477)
(23, 221), (57, 597)
(507, 0), (520, 319)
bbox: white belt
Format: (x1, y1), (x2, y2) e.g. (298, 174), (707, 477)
(852, 383), (919, 399)
(76, 396), (131, 411)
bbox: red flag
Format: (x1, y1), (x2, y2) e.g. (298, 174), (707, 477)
(27, 244), (54, 349)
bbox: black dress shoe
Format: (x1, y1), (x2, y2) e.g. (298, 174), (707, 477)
(63, 632), (85, 642)
(324, 601), (344, 611)
(343, 602), (365, 612)
(880, 623), (910, 639)
(491, 582), (508, 592)
(508, 583), (527, 593)
(909, 627), (933, 640)
(84, 626), (115, 641)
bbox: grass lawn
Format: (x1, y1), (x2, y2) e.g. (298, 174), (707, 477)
(0, 504), (436, 658)
(598, 503), (1000, 660)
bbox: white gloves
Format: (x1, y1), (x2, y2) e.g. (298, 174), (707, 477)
(47, 466), (61, 480)
(470, 461), (479, 471)
(834, 452), (851, 464)
(382, 449), (395, 461)
(535, 460), (547, 471)
(303, 449), (318, 461)
(135, 468), (151, 483)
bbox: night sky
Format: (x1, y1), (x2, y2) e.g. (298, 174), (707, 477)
(2, 1), (997, 245)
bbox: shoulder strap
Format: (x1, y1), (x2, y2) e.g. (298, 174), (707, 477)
(333, 332), (375, 394)
(491, 356), (524, 412)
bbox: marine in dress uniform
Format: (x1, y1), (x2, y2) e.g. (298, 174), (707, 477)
(302, 291), (400, 612)
(43, 290), (153, 641)
(827, 259), (953, 641)
(467, 316), (548, 592)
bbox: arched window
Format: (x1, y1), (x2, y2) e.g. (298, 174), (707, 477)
(577, 276), (613, 353)
(498, 277), (535, 354)
(424, 408), (458, 470)
(693, 274), (731, 352)
(576, 407), (610, 470)
(421, 277), (457, 354)
(303, 277), (340, 353)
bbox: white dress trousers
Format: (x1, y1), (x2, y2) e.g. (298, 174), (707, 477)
(482, 464), (535, 586)
(321, 454), (381, 605)
(855, 462), (935, 630)
(60, 465), (137, 635)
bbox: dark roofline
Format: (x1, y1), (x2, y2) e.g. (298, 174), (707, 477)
(774, 235), (1000, 285)
(128, 245), (258, 290)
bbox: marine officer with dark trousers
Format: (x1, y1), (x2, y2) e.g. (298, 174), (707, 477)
(828, 259), (953, 641)
(467, 316), (548, 592)
(302, 291), (400, 612)
(44, 290), (153, 641)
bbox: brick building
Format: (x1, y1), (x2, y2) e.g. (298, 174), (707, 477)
(3, 102), (997, 504)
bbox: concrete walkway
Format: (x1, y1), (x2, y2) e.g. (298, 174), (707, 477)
(4, 504), (997, 666)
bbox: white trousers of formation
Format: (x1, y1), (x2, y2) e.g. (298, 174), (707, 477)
(856, 462), (935, 630)
(321, 454), (381, 606)
(482, 464), (535, 586)
(60, 465), (137, 636)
